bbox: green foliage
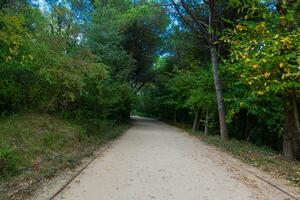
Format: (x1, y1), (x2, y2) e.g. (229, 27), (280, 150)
(137, 1), (300, 159)
(88, 1), (168, 84)
(0, 3), (140, 121)
(168, 66), (215, 111)
(1, 0), (299, 194)
(223, 6), (300, 97)
(220, 2), (300, 154)
(0, 11), (37, 113)
(0, 146), (20, 178)
(136, 25), (217, 128)
(0, 113), (129, 199)
(0, 3), (168, 196)
(87, 4), (133, 78)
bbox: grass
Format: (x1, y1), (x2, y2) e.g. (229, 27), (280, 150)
(0, 113), (129, 199)
(174, 123), (300, 187)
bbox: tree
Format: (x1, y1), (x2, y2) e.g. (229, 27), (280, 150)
(168, 66), (216, 132)
(87, 1), (168, 89)
(223, 3), (300, 159)
(167, 0), (229, 139)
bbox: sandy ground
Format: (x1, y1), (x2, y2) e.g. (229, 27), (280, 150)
(43, 117), (299, 200)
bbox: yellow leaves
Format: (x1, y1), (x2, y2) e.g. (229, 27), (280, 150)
(280, 37), (292, 49)
(281, 73), (288, 79)
(259, 22), (266, 27)
(241, 52), (248, 59)
(224, 11), (300, 98)
(233, 51), (248, 60)
(279, 16), (287, 27)
(252, 64), (259, 69)
(257, 91), (265, 95)
(279, 63), (284, 68)
(264, 72), (270, 78)
(245, 58), (251, 63)
(251, 39), (258, 45)
(236, 24), (244, 31)
(4, 56), (12, 62)
(255, 22), (266, 33)
(8, 45), (19, 55)
(280, 37), (291, 44)
(240, 101), (245, 107)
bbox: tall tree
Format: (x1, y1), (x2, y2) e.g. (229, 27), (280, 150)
(88, 1), (168, 89)
(223, 2), (300, 159)
(167, 0), (229, 139)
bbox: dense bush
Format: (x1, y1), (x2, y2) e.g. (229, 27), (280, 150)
(0, 3), (141, 121)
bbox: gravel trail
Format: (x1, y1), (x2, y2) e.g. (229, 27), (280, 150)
(54, 117), (299, 200)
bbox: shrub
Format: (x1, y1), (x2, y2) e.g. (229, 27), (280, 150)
(0, 146), (20, 179)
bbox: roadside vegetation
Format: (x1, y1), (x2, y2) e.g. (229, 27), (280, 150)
(0, 0), (166, 198)
(0, 113), (128, 199)
(201, 135), (300, 187)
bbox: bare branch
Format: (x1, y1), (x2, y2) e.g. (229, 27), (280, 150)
(169, 0), (209, 42)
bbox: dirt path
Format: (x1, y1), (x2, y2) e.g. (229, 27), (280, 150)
(52, 117), (299, 200)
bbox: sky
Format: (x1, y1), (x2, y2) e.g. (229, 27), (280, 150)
(31, 0), (50, 12)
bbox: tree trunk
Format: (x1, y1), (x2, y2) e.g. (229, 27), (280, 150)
(192, 109), (201, 132)
(173, 110), (177, 125)
(283, 93), (300, 160)
(210, 46), (228, 140)
(204, 109), (209, 135)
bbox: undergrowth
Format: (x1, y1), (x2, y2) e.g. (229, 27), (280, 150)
(0, 113), (129, 199)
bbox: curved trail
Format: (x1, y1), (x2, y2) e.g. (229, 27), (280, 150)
(54, 117), (299, 200)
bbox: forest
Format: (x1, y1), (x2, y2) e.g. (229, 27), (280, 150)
(0, 0), (299, 198)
